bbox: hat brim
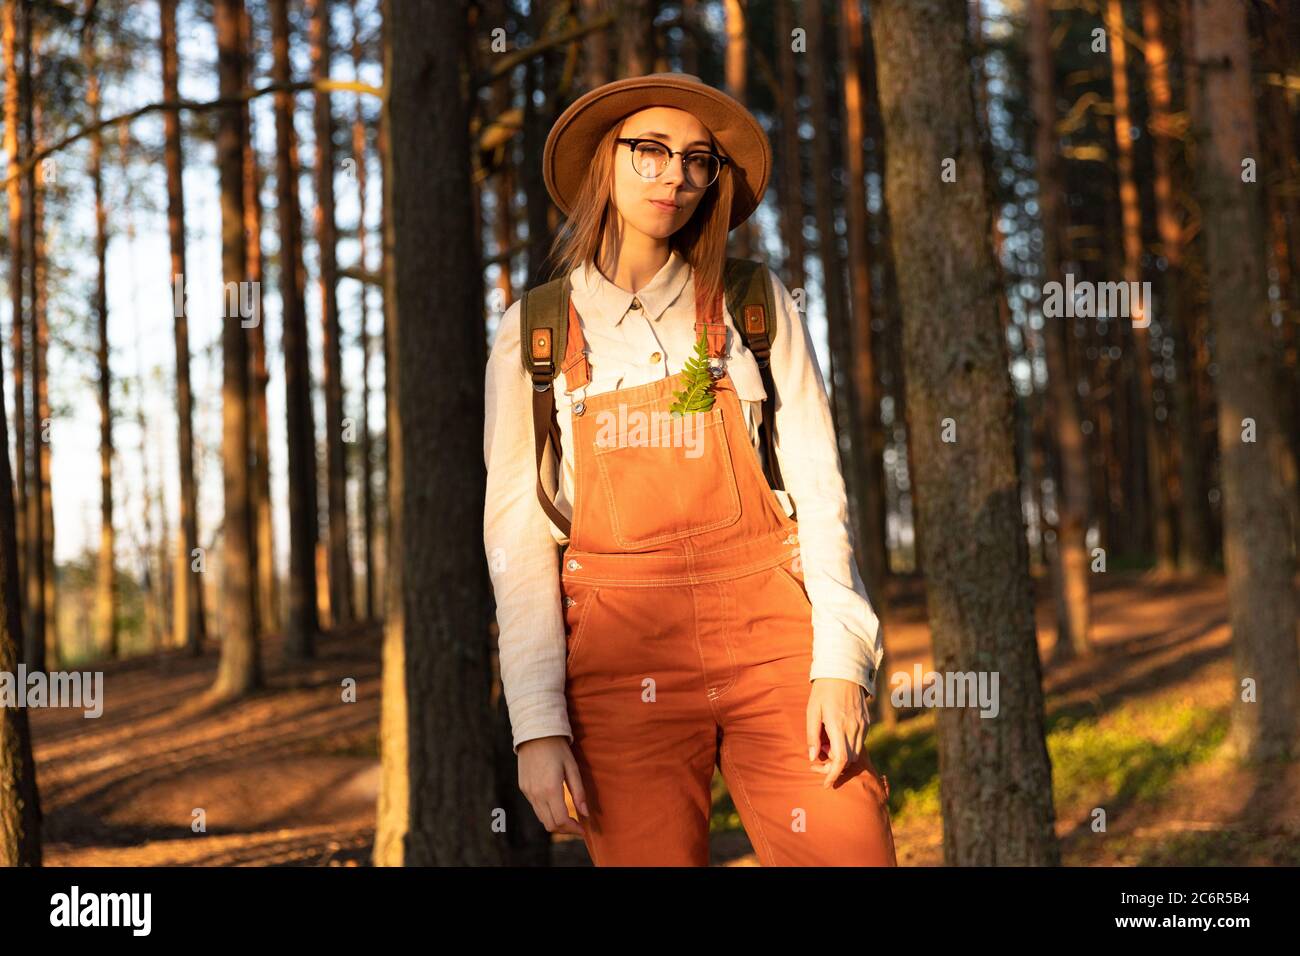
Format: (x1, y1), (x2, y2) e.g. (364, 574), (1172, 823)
(543, 73), (771, 233)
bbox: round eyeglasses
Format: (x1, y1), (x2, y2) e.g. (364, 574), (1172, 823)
(615, 137), (728, 189)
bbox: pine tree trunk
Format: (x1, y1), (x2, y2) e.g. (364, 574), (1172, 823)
(1142, 0), (1213, 573)
(311, 0), (353, 630)
(773, 0), (806, 294)
(272, 0), (320, 659)
(374, 0), (502, 866)
(1029, 0), (1092, 657)
(4, 0), (25, 652)
(724, 0), (752, 259)
(0, 0), (40, 867)
(211, 0), (261, 698)
(85, 23), (116, 660)
(523, 1), (559, 287)
(1188, 0), (1300, 761)
(349, 0), (376, 621)
(1106, 0), (1175, 570)
(24, 36), (51, 670)
(868, 0), (1059, 864)
(617, 0), (658, 75)
(1258, 4), (1300, 556)
(160, 0), (206, 654)
(582, 0), (610, 86)
(20, 5), (42, 669)
(839, 0), (888, 608)
(805, 0), (865, 567)
(241, 2), (278, 639)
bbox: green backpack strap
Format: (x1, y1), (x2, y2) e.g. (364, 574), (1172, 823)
(724, 257), (785, 492)
(519, 276), (574, 538)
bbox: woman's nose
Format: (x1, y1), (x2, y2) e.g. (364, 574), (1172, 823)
(660, 152), (685, 186)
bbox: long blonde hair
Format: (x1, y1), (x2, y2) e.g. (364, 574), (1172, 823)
(544, 114), (735, 324)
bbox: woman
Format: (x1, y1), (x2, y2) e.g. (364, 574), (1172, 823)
(483, 72), (896, 866)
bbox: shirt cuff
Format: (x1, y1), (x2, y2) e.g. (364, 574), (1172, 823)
(508, 692), (574, 755)
(809, 625), (882, 699)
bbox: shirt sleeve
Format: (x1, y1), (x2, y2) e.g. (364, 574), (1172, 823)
(765, 270), (885, 699)
(484, 301), (574, 754)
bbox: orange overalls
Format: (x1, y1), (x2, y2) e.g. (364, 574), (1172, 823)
(555, 290), (896, 867)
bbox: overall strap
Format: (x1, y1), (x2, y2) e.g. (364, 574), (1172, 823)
(520, 277), (574, 538)
(693, 287), (727, 359)
(724, 257), (785, 492)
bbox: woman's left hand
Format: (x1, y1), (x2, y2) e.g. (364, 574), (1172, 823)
(806, 678), (871, 789)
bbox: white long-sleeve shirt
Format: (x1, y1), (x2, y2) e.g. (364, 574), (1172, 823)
(484, 249), (883, 753)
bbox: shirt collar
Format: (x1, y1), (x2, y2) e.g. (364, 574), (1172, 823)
(571, 249), (692, 325)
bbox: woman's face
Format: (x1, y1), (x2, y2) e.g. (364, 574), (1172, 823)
(609, 106), (716, 241)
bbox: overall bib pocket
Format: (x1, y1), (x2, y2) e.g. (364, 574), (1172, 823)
(593, 404), (742, 548)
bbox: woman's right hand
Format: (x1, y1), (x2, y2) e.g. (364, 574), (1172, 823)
(517, 736), (588, 836)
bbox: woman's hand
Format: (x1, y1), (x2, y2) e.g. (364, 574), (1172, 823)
(517, 736), (589, 835)
(806, 678), (872, 789)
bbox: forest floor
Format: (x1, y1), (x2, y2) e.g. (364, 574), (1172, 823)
(29, 568), (1300, 866)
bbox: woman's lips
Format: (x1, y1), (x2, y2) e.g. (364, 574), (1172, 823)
(649, 199), (678, 212)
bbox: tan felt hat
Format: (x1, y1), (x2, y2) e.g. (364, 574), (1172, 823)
(542, 72), (772, 232)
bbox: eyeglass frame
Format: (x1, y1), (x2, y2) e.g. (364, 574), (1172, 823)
(614, 137), (730, 188)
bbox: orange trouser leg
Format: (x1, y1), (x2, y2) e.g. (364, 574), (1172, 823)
(565, 583), (719, 866)
(713, 565), (898, 867)
(564, 567), (896, 866)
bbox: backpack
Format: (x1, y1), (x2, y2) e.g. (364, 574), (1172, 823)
(520, 256), (784, 538)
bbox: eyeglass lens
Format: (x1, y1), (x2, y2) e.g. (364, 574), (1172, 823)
(632, 142), (719, 188)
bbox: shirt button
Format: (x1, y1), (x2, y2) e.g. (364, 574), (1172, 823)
(629, 297), (642, 310)
(649, 351), (662, 363)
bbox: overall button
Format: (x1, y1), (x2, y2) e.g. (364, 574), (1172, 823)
(566, 558), (582, 571)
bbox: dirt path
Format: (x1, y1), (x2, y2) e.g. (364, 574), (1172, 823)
(29, 571), (1299, 866)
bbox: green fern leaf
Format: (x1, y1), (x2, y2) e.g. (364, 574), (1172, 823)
(669, 330), (718, 416)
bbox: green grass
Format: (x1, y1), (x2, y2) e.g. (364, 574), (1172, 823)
(707, 693), (1231, 834)
(1046, 696), (1228, 809)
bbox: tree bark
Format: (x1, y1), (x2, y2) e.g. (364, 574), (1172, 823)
(1188, 0), (1300, 761)
(805, 0), (865, 563)
(838, 0), (888, 608)
(1141, 0), (1213, 573)
(617, 0), (659, 75)
(311, 0), (354, 630)
(374, 0), (502, 866)
(1029, 0), (1092, 658)
(85, 17), (116, 660)
(241, 1), (278, 639)
(1106, 0), (1175, 571)
(868, 0), (1059, 865)
(724, 0), (752, 258)
(773, 0), (806, 294)
(581, 0), (610, 86)
(25, 19), (53, 671)
(4, 0), (25, 653)
(159, 0), (206, 654)
(272, 0), (320, 659)
(0, 0), (40, 867)
(211, 0), (261, 698)
(349, 0), (376, 621)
